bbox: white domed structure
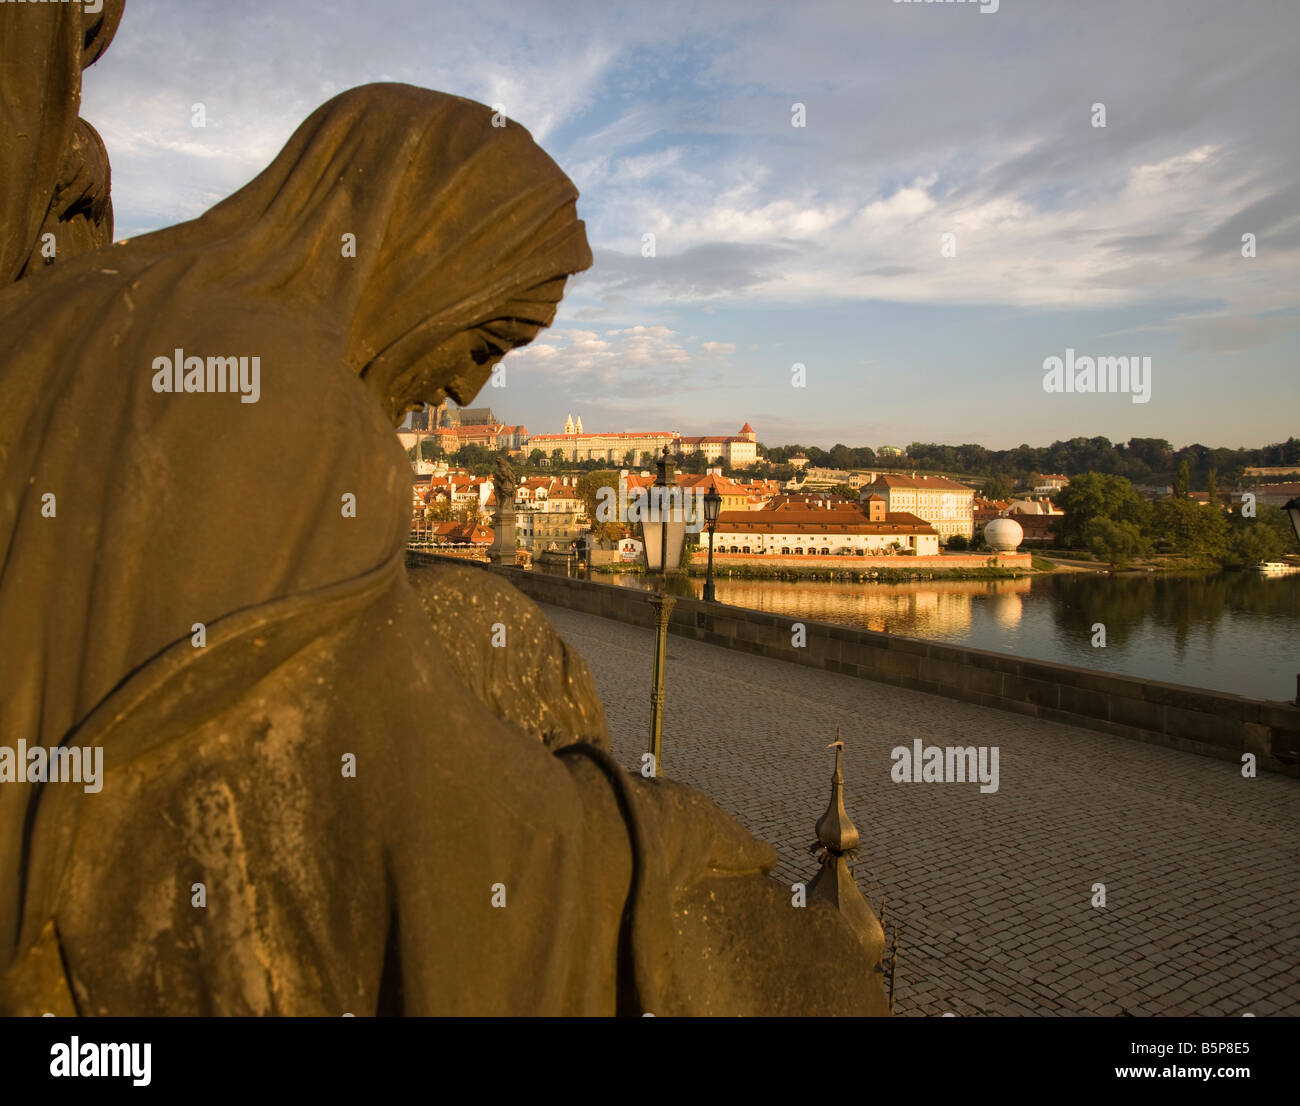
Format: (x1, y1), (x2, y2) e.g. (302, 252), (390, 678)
(983, 517), (1023, 552)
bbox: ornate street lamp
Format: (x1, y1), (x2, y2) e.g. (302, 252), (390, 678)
(1283, 497), (1300, 549)
(702, 481), (722, 603)
(642, 446), (686, 573)
(1284, 498), (1300, 707)
(640, 446), (686, 776)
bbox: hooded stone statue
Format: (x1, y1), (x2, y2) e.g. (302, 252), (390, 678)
(0, 0), (125, 282)
(0, 83), (887, 1015)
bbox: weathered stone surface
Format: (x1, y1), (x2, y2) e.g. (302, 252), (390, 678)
(407, 561), (610, 751)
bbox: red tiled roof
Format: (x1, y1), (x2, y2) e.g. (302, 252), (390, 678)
(676, 474), (749, 494)
(621, 473), (750, 494)
(714, 509), (936, 535)
(417, 521), (493, 543)
(865, 473), (971, 492)
(763, 498), (858, 513)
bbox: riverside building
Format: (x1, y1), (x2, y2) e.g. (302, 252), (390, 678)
(857, 472), (975, 543)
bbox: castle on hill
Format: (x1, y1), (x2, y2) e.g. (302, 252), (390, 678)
(530, 415), (757, 467)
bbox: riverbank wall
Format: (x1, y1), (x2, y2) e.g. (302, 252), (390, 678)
(686, 550), (1034, 571)
(407, 550), (1300, 776)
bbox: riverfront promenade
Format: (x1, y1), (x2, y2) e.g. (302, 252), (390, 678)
(539, 603), (1300, 1018)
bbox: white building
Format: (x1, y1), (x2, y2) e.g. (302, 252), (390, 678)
(677, 423), (758, 468)
(858, 472), (974, 542)
(707, 498), (940, 557)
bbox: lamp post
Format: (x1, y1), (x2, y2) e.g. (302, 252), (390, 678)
(703, 481), (722, 603)
(1283, 497), (1300, 549)
(642, 446), (685, 776)
(1285, 498), (1300, 706)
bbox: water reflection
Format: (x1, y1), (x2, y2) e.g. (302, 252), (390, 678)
(549, 567), (1299, 701)
(708, 576), (1034, 637)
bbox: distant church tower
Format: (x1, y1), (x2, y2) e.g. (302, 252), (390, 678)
(575, 415), (583, 434)
(564, 413), (575, 435)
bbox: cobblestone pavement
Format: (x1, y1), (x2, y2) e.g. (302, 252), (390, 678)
(540, 603), (1300, 1018)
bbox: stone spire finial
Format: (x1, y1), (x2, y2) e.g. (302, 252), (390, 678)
(814, 731), (859, 855)
(806, 732), (890, 1014)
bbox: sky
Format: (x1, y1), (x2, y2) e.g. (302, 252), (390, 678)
(79, 0), (1299, 451)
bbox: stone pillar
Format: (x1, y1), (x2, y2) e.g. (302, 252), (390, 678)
(490, 501), (517, 565)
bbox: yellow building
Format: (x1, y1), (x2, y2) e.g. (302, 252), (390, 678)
(529, 414), (677, 465)
(514, 475), (587, 550)
(858, 472), (974, 542)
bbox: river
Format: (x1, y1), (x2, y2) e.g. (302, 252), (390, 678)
(546, 566), (1300, 702)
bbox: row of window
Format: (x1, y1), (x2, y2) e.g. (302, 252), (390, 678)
(714, 546), (911, 556)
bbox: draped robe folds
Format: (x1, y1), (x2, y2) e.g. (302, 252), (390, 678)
(0, 83), (888, 1015)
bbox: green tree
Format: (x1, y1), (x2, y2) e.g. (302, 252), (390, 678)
(1221, 507), (1292, 567)
(1150, 496), (1229, 557)
(1082, 517), (1150, 567)
(574, 469), (624, 544)
(1206, 467), (1218, 506)
(456, 443), (492, 472)
(828, 444), (854, 470)
(1124, 437), (1173, 476)
(983, 473), (1013, 501)
(1175, 458), (1190, 498)
(1053, 473), (1150, 547)
(550, 448), (566, 468)
(528, 448), (545, 468)
(455, 501), (484, 526)
(423, 499), (453, 522)
(852, 446), (877, 469)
